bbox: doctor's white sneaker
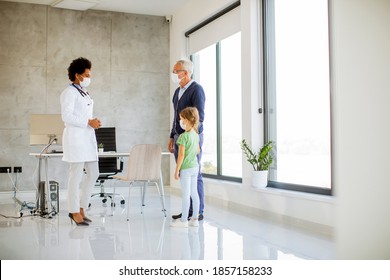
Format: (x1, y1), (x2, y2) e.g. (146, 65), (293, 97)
(170, 220), (188, 228)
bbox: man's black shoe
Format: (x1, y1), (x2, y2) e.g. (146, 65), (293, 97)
(172, 213), (182, 220)
(172, 212), (193, 220)
(198, 214), (204, 221)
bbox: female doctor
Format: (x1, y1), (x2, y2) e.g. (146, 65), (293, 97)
(60, 57), (101, 226)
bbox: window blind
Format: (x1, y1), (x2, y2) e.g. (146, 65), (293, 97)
(186, 1), (241, 55)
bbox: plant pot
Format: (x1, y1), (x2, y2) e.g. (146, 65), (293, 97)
(98, 148), (104, 153)
(251, 170), (268, 188)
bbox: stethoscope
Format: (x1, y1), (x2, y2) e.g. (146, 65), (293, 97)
(72, 83), (92, 105)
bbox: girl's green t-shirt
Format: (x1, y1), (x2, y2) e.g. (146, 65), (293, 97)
(176, 130), (199, 170)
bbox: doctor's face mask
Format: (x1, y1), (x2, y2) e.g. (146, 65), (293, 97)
(77, 70), (91, 88)
(80, 77), (91, 88)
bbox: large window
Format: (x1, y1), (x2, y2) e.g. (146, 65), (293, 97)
(192, 32), (242, 180)
(263, 0), (331, 194)
(185, 2), (241, 181)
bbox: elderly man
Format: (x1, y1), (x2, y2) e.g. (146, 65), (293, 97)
(168, 59), (206, 221)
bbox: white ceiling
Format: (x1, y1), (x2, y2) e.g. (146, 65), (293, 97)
(0, 0), (190, 16)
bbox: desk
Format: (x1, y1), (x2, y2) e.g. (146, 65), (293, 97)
(30, 151), (171, 158)
(29, 151), (171, 215)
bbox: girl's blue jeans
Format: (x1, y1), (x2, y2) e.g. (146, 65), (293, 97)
(179, 166), (200, 222)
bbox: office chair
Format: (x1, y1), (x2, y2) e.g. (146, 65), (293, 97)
(90, 127), (125, 207)
(113, 144), (166, 221)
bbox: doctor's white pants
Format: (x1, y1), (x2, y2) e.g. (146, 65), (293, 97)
(66, 161), (99, 213)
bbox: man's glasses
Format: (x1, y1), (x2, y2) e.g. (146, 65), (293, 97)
(172, 70), (186, 74)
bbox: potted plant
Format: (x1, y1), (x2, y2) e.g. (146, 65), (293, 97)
(240, 139), (274, 188)
(98, 143), (104, 153)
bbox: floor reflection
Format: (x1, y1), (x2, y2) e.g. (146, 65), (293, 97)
(89, 227), (124, 259)
(0, 190), (335, 260)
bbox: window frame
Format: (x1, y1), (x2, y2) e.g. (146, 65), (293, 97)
(262, 0), (332, 196)
(194, 42), (243, 183)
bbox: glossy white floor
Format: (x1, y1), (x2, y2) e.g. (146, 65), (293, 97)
(0, 185), (335, 260)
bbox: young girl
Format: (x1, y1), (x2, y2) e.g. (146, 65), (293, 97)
(171, 107), (200, 228)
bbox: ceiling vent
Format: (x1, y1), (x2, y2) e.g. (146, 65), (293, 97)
(51, 0), (100, 11)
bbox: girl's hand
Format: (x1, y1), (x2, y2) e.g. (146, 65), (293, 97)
(174, 170), (180, 180)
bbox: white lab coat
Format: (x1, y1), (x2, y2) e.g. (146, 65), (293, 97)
(60, 84), (98, 163)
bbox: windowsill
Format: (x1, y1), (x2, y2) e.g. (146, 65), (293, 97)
(203, 177), (334, 204)
(255, 185), (334, 203)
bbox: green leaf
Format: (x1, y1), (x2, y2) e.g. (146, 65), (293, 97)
(240, 139), (274, 171)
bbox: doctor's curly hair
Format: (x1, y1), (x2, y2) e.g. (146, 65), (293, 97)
(67, 57), (92, 82)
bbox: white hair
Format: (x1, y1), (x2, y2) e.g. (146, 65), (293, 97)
(176, 59), (193, 76)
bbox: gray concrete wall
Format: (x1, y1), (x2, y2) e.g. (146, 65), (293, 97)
(0, 1), (170, 192)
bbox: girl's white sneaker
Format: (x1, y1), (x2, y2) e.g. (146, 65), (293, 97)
(188, 219), (199, 227)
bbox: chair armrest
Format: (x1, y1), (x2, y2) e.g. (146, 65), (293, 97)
(118, 158), (124, 172)
(112, 175), (126, 181)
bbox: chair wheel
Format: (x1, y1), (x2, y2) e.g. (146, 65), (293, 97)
(120, 200), (125, 205)
(102, 198), (107, 203)
(88, 203), (91, 208)
(111, 202), (116, 207)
